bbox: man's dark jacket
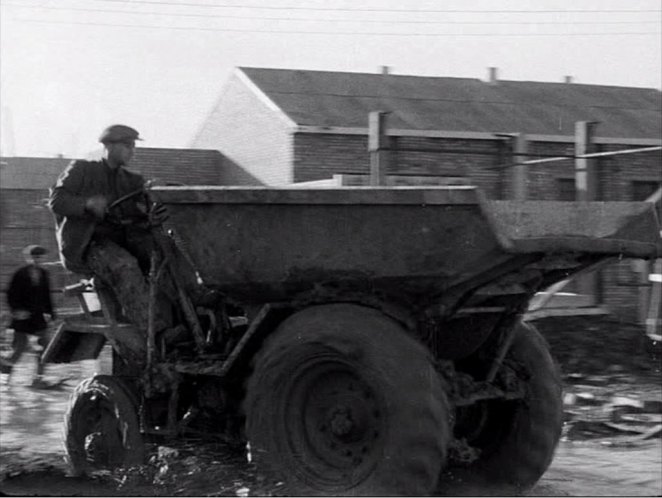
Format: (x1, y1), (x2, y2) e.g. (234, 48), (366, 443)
(48, 159), (147, 274)
(6, 265), (54, 334)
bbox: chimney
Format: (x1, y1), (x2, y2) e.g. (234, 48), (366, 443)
(487, 67), (498, 84)
(380, 65), (391, 75)
(564, 75), (573, 84)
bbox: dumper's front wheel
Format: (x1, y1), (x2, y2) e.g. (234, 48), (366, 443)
(63, 375), (144, 475)
(245, 304), (449, 496)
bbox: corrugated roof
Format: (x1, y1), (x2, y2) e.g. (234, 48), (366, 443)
(239, 67), (662, 138)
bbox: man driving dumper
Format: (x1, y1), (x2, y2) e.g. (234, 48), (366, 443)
(48, 124), (176, 337)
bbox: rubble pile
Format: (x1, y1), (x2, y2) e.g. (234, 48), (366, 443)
(533, 314), (662, 443)
(562, 372), (662, 444)
(531, 315), (660, 376)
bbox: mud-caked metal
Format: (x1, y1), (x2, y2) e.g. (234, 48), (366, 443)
(45, 186), (662, 495)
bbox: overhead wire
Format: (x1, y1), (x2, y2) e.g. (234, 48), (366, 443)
(92, 0), (662, 14)
(11, 17), (661, 36)
(3, 2), (661, 25)
(3, 1), (660, 36)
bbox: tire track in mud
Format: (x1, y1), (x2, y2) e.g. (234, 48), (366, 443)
(2, 437), (660, 497)
(1, 354), (660, 496)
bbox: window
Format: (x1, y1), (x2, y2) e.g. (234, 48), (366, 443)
(631, 180), (661, 201)
(557, 178), (576, 201)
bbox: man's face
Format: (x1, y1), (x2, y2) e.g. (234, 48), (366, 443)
(106, 140), (136, 167)
(26, 254), (45, 266)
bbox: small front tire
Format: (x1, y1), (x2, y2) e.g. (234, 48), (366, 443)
(63, 375), (144, 475)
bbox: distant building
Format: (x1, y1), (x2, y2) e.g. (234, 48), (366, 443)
(2, 68), (659, 323)
(192, 66), (661, 322)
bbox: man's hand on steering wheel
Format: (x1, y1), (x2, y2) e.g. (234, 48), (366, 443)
(148, 202), (169, 226)
(85, 195), (109, 219)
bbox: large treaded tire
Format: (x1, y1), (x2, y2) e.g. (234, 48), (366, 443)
(63, 375), (144, 476)
(245, 304), (450, 496)
(444, 322), (563, 495)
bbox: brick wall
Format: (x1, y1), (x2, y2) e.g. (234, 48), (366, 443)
(391, 136), (503, 198)
(0, 189), (77, 314)
(598, 145), (661, 321)
(524, 142), (661, 203)
(0, 149), (224, 314)
(1, 149), (224, 190)
(293, 134), (504, 197)
(191, 72), (291, 185)
(0, 157), (70, 190)
(521, 142), (577, 200)
(132, 148), (223, 186)
(290, 134), (659, 322)
(514, 140), (660, 322)
(600, 146), (662, 202)
(293, 134), (370, 183)
(4, 132), (655, 322)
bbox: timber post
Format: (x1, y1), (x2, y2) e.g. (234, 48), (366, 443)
(369, 111), (389, 186)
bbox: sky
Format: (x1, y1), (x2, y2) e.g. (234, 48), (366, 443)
(1, 0), (660, 158)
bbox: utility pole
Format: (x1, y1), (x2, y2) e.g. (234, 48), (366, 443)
(511, 133), (528, 200)
(575, 121), (599, 202)
(368, 111), (388, 186)
(575, 120), (600, 305)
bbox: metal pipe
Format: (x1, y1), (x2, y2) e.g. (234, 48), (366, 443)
(485, 322), (519, 383)
(489, 145), (661, 170)
(146, 252), (157, 369)
(523, 145), (661, 165)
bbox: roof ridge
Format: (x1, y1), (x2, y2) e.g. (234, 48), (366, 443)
(238, 66), (482, 82)
(238, 66), (661, 92)
(228, 66), (661, 139)
(262, 90), (660, 111)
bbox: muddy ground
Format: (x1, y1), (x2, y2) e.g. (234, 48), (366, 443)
(1, 315), (661, 496)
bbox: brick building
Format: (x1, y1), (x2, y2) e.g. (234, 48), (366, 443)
(192, 67), (661, 322)
(0, 148), (224, 312)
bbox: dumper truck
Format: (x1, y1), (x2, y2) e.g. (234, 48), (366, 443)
(43, 185), (662, 496)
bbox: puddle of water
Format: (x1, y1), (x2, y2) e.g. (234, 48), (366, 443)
(0, 352), (100, 453)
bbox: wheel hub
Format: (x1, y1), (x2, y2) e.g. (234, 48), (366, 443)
(79, 397), (125, 468)
(285, 361), (385, 487)
(328, 405), (355, 439)
(84, 431), (111, 465)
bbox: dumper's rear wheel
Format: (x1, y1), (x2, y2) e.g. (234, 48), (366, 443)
(443, 322), (563, 494)
(245, 304), (449, 496)
(63, 375), (144, 475)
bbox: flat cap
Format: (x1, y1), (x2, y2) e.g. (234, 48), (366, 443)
(99, 124), (143, 144)
(23, 244), (47, 257)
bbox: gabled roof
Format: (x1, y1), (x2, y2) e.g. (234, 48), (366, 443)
(238, 67), (662, 139)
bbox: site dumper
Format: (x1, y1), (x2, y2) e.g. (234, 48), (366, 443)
(44, 186), (662, 496)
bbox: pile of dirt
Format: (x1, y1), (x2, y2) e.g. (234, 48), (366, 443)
(530, 315), (661, 377)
